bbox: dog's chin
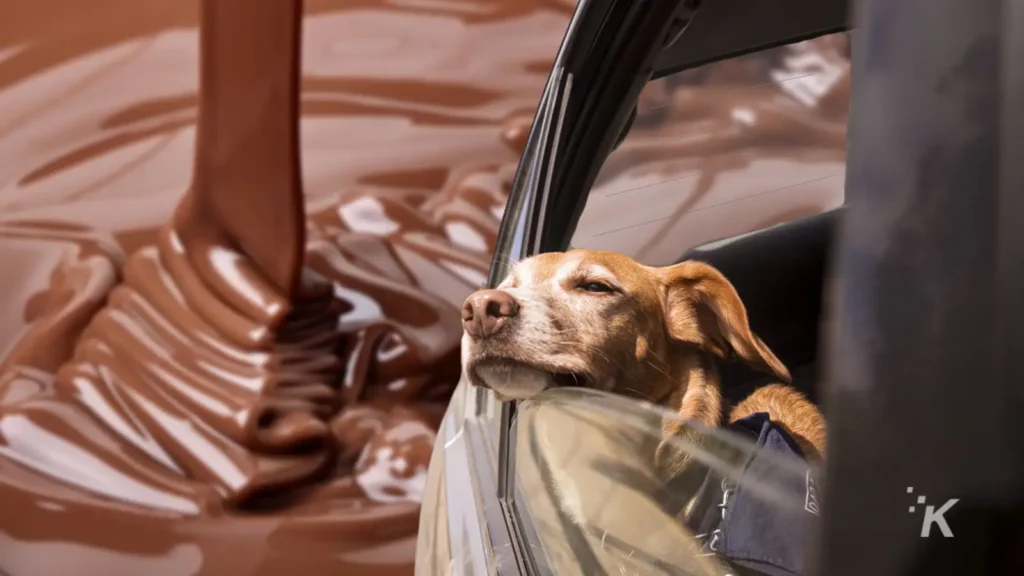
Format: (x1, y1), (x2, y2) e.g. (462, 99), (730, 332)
(469, 358), (590, 401)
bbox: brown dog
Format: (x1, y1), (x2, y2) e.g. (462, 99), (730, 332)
(460, 249), (826, 474)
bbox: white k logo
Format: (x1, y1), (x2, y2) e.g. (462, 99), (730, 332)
(920, 499), (958, 538)
(907, 487), (958, 537)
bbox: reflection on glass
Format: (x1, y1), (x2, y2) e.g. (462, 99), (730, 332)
(516, 388), (820, 576)
(415, 416), (453, 576)
(572, 33), (851, 266)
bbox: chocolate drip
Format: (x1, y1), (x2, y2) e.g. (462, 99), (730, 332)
(182, 0), (305, 301)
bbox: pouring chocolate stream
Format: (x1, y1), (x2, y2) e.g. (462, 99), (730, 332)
(37, 0), (339, 507)
(182, 0), (306, 303)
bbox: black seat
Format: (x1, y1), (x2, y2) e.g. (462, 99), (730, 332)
(678, 208), (841, 406)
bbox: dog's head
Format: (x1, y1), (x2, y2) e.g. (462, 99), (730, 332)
(460, 250), (789, 401)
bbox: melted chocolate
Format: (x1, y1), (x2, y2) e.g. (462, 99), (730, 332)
(0, 1), (565, 573)
(0, 1), (849, 572)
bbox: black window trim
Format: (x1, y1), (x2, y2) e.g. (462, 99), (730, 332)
(485, 1), (694, 573)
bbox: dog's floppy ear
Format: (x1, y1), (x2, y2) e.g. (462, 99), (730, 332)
(658, 260), (791, 383)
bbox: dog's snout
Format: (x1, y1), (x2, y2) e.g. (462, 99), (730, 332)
(462, 289), (519, 339)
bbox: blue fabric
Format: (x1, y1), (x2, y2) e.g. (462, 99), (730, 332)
(683, 412), (821, 576)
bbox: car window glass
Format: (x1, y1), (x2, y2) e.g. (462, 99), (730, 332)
(514, 388), (819, 576)
(570, 33), (851, 266)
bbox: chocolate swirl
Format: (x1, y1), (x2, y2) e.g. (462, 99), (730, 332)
(0, 0), (344, 513)
(55, 235), (341, 505)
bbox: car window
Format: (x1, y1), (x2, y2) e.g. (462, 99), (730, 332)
(570, 33), (851, 266)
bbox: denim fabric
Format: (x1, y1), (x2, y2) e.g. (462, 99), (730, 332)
(683, 412), (821, 576)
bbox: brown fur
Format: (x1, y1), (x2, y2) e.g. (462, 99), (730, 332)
(729, 384), (826, 460)
(460, 249), (828, 477)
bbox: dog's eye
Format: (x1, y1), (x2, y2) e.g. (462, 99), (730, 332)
(579, 281), (615, 293)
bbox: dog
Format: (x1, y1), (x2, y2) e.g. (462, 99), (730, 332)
(460, 249), (827, 478)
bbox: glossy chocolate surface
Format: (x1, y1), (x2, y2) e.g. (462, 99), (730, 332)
(0, 1), (571, 573)
(0, 0), (849, 573)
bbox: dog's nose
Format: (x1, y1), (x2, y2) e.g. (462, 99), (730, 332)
(462, 289), (519, 339)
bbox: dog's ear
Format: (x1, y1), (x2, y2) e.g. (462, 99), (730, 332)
(659, 261), (791, 383)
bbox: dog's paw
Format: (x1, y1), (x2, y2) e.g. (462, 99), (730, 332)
(655, 439), (690, 480)
(654, 420), (702, 481)
(654, 422), (715, 519)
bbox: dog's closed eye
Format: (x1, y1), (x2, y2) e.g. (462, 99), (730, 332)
(577, 281), (616, 294)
